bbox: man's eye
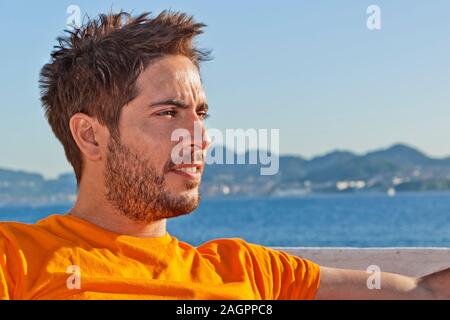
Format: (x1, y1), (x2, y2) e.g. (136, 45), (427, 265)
(157, 110), (177, 117)
(198, 112), (210, 120)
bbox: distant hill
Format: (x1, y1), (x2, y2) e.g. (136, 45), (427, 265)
(202, 143), (450, 196)
(1, 143), (450, 205)
(0, 169), (77, 206)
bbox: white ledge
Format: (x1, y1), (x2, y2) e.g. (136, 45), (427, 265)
(270, 247), (450, 277)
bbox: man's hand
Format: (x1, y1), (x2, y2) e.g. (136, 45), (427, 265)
(315, 266), (450, 300)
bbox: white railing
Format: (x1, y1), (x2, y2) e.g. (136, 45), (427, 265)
(271, 247), (450, 276)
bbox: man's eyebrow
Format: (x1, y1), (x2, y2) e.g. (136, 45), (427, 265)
(150, 99), (189, 109)
(150, 99), (209, 111)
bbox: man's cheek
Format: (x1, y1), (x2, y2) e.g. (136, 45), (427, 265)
(134, 127), (176, 169)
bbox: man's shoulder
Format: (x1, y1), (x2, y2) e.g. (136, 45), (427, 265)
(195, 237), (314, 269)
(196, 237), (276, 259)
(0, 220), (34, 238)
(0, 217), (56, 248)
(197, 237), (252, 251)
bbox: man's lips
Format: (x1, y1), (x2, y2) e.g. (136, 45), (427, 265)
(169, 163), (203, 179)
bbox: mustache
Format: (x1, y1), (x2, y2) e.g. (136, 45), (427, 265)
(164, 150), (204, 173)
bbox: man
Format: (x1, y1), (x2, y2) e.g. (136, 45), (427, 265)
(0, 10), (448, 300)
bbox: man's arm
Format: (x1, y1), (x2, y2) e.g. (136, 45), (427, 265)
(315, 266), (450, 300)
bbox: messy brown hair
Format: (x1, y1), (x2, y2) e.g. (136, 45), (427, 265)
(39, 10), (209, 186)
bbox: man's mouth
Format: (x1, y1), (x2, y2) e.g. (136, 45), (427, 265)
(170, 163), (203, 179)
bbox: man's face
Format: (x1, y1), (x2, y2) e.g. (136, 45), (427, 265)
(103, 55), (210, 223)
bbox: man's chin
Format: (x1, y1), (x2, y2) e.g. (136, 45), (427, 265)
(162, 189), (201, 216)
(177, 191), (201, 212)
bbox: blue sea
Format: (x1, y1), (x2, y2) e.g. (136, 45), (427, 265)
(1, 192), (450, 247)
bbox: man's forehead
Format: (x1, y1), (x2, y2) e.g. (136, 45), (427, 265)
(137, 56), (203, 93)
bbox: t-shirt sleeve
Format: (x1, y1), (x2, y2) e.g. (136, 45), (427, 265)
(0, 224), (23, 300)
(199, 238), (321, 300)
(241, 240), (321, 300)
(0, 234), (12, 300)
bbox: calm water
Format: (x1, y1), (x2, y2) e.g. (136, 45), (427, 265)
(1, 192), (450, 247)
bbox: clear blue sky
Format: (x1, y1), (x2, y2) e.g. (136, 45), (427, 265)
(1, 0), (450, 178)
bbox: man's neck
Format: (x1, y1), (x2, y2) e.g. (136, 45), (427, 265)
(68, 206), (166, 238)
(68, 171), (167, 238)
(68, 207), (167, 238)
(68, 186), (167, 238)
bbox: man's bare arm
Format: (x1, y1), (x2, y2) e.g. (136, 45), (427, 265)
(315, 266), (450, 300)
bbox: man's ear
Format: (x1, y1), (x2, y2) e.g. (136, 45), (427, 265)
(69, 113), (102, 161)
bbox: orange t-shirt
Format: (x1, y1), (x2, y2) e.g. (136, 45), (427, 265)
(0, 214), (320, 300)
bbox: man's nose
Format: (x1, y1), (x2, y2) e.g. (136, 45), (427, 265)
(200, 126), (211, 151)
(189, 120), (211, 151)
(183, 111), (211, 150)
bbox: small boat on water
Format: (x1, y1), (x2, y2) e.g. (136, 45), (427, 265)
(387, 187), (396, 197)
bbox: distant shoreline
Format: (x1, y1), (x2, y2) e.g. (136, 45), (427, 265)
(2, 190), (450, 209)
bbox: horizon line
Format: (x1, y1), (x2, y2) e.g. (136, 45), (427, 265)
(1, 141), (450, 179)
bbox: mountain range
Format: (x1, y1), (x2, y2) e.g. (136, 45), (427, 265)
(1, 143), (450, 206)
